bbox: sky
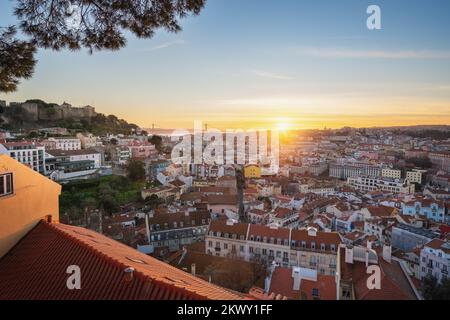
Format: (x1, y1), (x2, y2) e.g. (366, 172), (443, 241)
(1, 0), (450, 130)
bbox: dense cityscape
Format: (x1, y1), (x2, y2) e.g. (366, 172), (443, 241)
(1, 99), (449, 300)
(1, 0), (450, 309)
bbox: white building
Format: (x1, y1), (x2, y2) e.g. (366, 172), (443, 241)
(419, 239), (449, 283)
(329, 161), (381, 180)
(381, 168), (401, 179)
(347, 176), (415, 194)
(406, 169), (425, 184)
(76, 133), (101, 149)
(206, 220), (341, 275)
(48, 137), (81, 150)
(0, 141), (46, 173)
(46, 149), (102, 168)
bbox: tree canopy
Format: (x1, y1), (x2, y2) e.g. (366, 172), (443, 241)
(0, 0), (206, 92)
(126, 158), (146, 181)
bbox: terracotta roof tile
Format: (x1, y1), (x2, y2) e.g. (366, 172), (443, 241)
(0, 221), (242, 300)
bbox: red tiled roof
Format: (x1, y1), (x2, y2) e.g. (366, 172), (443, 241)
(273, 207), (293, 219)
(205, 195), (238, 205)
(268, 267), (336, 300)
(291, 229), (341, 251)
(208, 219), (249, 238)
(248, 224), (290, 241)
(0, 221), (242, 300)
(425, 238), (450, 254)
(339, 248), (417, 300)
(365, 205), (397, 218)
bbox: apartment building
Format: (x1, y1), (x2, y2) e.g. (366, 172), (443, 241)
(206, 219), (341, 276)
(290, 162), (328, 176)
(46, 149), (102, 168)
(347, 176), (415, 194)
(0, 141), (46, 173)
(112, 146), (132, 165)
(147, 210), (211, 251)
(406, 169), (425, 184)
(401, 199), (447, 223)
(329, 162), (381, 180)
(419, 239), (450, 283)
(381, 168), (401, 179)
(429, 152), (450, 173)
(76, 133), (100, 149)
(47, 137), (81, 150)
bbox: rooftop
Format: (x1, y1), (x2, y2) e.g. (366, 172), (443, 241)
(0, 220), (242, 300)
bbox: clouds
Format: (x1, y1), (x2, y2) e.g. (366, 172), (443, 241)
(300, 47), (450, 59)
(140, 40), (186, 52)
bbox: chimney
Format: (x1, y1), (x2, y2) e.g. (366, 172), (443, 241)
(191, 263), (196, 276)
(46, 214), (52, 223)
(123, 267), (135, 282)
(292, 267), (301, 291)
(345, 246), (354, 264)
(226, 219), (235, 226)
(307, 227), (317, 237)
(382, 244), (392, 263)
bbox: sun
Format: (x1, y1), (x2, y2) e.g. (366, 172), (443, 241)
(276, 122), (290, 132)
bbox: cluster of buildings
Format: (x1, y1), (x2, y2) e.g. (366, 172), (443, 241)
(0, 129), (163, 183)
(1, 125), (449, 300)
(132, 127), (450, 300)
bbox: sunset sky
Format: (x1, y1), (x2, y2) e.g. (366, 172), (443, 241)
(1, 0), (450, 130)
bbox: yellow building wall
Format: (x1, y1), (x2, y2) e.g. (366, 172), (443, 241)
(244, 165), (261, 178)
(0, 155), (61, 258)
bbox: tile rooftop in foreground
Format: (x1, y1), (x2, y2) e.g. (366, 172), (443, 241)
(0, 220), (243, 300)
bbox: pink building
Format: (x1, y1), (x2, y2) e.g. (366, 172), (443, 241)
(129, 141), (157, 159)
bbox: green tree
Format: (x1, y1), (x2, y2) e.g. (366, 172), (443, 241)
(422, 275), (450, 300)
(126, 159), (146, 181)
(1, 0), (206, 92)
(407, 157), (432, 169)
(145, 194), (163, 209)
(149, 135), (163, 151)
(0, 26), (36, 92)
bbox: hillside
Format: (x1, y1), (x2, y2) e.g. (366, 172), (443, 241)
(0, 99), (139, 135)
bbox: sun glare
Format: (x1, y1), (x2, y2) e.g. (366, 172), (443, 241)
(276, 122), (291, 132)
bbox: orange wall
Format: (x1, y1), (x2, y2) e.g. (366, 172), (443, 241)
(0, 155), (61, 257)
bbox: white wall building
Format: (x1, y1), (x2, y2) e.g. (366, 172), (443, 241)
(48, 137), (81, 150)
(0, 141), (46, 173)
(419, 239), (450, 283)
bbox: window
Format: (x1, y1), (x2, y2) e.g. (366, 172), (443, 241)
(312, 288), (319, 298)
(0, 173), (13, 197)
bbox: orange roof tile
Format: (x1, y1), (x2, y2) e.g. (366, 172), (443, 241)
(0, 221), (242, 300)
